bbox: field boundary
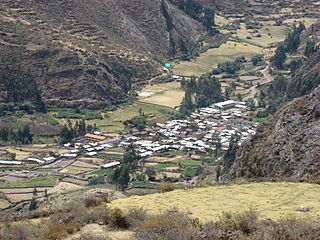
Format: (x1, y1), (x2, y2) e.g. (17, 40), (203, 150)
(135, 100), (176, 110)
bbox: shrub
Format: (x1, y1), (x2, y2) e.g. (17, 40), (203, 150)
(126, 207), (148, 228)
(217, 208), (259, 234)
(106, 208), (129, 229)
(40, 222), (81, 240)
(136, 210), (201, 240)
(160, 184), (175, 193)
(83, 192), (109, 208)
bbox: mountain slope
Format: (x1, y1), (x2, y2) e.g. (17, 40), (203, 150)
(0, 0), (204, 108)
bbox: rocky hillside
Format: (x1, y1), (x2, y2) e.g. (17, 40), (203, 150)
(225, 55), (320, 181)
(0, 0), (204, 108)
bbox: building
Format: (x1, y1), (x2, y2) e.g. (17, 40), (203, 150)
(212, 100), (236, 110)
(101, 161), (121, 169)
(84, 133), (107, 142)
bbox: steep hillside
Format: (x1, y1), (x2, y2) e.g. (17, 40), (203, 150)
(0, 0), (204, 108)
(226, 84), (320, 180)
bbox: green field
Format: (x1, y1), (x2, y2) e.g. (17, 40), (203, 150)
(153, 163), (176, 169)
(129, 181), (158, 189)
(111, 182), (320, 222)
(171, 158), (202, 168)
(173, 41), (262, 76)
(90, 169), (114, 175)
(86, 102), (175, 133)
(97, 153), (123, 160)
(0, 176), (58, 188)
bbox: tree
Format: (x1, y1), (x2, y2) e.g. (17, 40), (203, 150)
(251, 54), (263, 66)
(118, 165), (130, 190)
(223, 133), (240, 171)
(29, 197), (37, 211)
(145, 167), (157, 181)
(33, 187), (38, 196)
(304, 40), (318, 57)
(211, 132), (222, 157)
(272, 44), (286, 69)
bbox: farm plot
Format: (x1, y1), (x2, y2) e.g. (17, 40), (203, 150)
(86, 102), (175, 133)
(0, 176), (58, 188)
(59, 166), (92, 175)
(233, 22), (288, 47)
(0, 186), (54, 202)
(138, 82), (184, 108)
(111, 182), (320, 222)
(173, 41), (262, 76)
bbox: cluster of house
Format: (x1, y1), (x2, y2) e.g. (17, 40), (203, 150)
(0, 132), (121, 169)
(120, 100), (258, 157)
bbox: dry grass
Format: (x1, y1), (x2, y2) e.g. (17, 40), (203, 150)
(173, 41), (262, 76)
(233, 22), (288, 47)
(284, 17), (318, 28)
(110, 182), (320, 222)
(0, 198), (10, 209)
(139, 82), (184, 108)
(60, 166), (92, 175)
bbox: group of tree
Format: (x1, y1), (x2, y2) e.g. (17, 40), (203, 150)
(0, 125), (33, 144)
(212, 56), (246, 74)
(0, 58), (46, 113)
(123, 115), (147, 131)
(251, 54), (264, 66)
(111, 144), (140, 190)
(171, 0), (215, 34)
(59, 119), (96, 144)
(222, 132), (240, 173)
(271, 23), (306, 69)
(179, 74), (223, 116)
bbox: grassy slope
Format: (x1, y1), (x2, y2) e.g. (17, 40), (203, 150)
(87, 102), (174, 133)
(110, 182), (320, 221)
(173, 41), (262, 76)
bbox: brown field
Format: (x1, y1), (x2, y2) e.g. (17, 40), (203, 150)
(139, 82), (184, 108)
(60, 166), (93, 175)
(48, 182), (83, 195)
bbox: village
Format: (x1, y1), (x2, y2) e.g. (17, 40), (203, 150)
(0, 99), (258, 205)
(120, 100), (257, 157)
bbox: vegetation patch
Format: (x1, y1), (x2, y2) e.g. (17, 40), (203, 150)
(111, 182), (320, 221)
(90, 169), (114, 175)
(0, 176), (58, 188)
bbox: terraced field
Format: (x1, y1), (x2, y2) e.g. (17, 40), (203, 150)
(110, 182), (320, 222)
(173, 41), (262, 76)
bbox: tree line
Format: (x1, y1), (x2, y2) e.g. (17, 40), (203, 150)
(179, 74), (223, 117)
(170, 0), (215, 34)
(0, 125), (33, 144)
(59, 119), (97, 144)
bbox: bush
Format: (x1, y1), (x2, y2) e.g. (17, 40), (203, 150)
(106, 208), (129, 229)
(82, 192), (109, 208)
(40, 222), (81, 240)
(126, 207), (148, 228)
(160, 184), (175, 193)
(136, 210), (201, 240)
(217, 209), (259, 235)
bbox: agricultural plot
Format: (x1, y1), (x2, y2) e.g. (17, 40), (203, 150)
(85, 102), (175, 133)
(233, 22), (288, 47)
(284, 17), (318, 28)
(138, 82), (184, 108)
(48, 182), (82, 195)
(111, 182), (320, 222)
(0, 176), (58, 188)
(59, 166), (92, 175)
(173, 41), (262, 76)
